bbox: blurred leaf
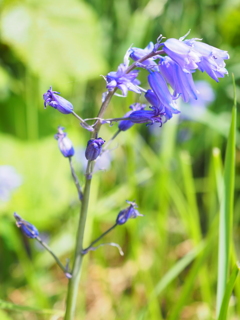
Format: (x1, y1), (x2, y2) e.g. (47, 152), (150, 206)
(1, 0), (107, 89)
(218, 263), (240, 320)
(0, 133), (81, 226)
(0, 309), (12, 320)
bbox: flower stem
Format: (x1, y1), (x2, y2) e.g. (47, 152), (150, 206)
(63, 48), (163, 319)
(64, 167), (92, 320)
(35, 236), (70, 277)
(69, 157), (83, 201)
(82, 223), (117, 253)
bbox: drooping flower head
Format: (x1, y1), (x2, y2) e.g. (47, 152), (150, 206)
(159, 32), (229, 81)
(85, 138), (105, 161)
(183, 39), (229, 81)
(55, 127), (75, 158)
(14, 213), (39, 239)
(105, 49), (141, 97)
(118, 103), (146, 131)
(128, 106), (165, 126)
(43, 87), (73, 114)
(116, 201), (143, 225)
(160, 38), (201, 73)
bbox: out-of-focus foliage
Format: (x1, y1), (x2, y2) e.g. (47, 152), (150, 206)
(0, 0), (240, 319)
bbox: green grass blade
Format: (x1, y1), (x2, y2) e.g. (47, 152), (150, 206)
(216, 75), (237, 315)
(168, 237), (214, 320)
(151, 241), (206, 298)
(0, 299), (63, 316)
(217, 263), (240, 320)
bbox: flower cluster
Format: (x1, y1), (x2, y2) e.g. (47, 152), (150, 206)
(36, 33), (229, 281)
(104, 32), (229, 125)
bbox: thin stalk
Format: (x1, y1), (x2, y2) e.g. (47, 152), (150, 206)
(84, 242), (124, 256)
(72, 111), (94, 132)
(83, 223), (117, 253)
(69, 157), (83, 201)
(102, 129), (121, 151)
(35, 236), (70, 277)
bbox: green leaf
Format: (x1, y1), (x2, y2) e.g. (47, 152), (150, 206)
(216, 75), (237, 315)
(1, 0), (107, 89)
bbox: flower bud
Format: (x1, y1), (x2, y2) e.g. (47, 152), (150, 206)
(116, 201), (143, 225)
(43, 87), (73, 114)
(118, 103), (146, 131)
(14, 213), (39, 239)
(85, 138), (105, 161)
(55, 127), (75, 158)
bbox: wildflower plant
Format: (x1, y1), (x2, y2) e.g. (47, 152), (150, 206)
(14, 32), (229, 320)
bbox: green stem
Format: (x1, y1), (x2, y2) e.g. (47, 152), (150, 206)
(64, 164), (92, 320)
(35, 236), (70, 277)
(69, 157), (83, 201)
(83, 223), (117, 253)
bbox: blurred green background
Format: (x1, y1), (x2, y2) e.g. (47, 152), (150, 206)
(0, 0), (240, 319)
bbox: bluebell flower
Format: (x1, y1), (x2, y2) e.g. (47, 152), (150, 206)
(180, 80), (215, 119)
(14, 213), (39, 239)
(129, 42), (159, 67)
(145, 90), (160, 108)
(158, 56), (198, 102)
(129, 106), (164, 126)
(160, 38), (201, 73)
(190, 80), (215, 108)
(105, 49), (141, 97)
(85, 138), (105, 161)
(147, 72), (180, 120)
(0, 166), (22, 202)
(55, 127), (75, 158)
(183, 39), (229, 81)
(43, 87), (73, 114)
(116, 201), (143, 225)
(118, 103), (146, 131)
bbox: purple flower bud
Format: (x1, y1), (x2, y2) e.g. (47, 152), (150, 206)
(145, 90), (160, 107)
(14, 213), (39, 239)
(85, 138), (105, 161)
(116, 201), (143, 225)
(118, 103), (146, 131)
(43, 87), (73, 114)
(129, 106), (164, 126)
(55, 127), (75, 158)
